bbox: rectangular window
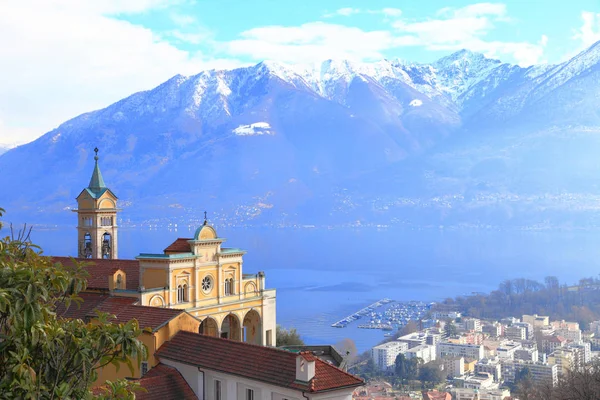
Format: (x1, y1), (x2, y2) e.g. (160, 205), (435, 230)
(215, 380), (221, 400)
(246, 388), (254, 400)
(141, 362), (148, 376)
(266, 329), (273, 346)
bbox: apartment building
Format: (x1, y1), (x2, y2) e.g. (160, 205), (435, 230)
(454, 388), (511, 400)
(548, 348), (575, 375)
(475, 357), (502, 382)
(437, 342), (484, 361)
(504, 325), (527, 341)
(372, 341), (408, 371)
(404, 344), (436, 364)
(523, 314), (550, 328)
(497, 341), (522, 360)
(501, 360), (559, 386)
(443, 357), (465, 378)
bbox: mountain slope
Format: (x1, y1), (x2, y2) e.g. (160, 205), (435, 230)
(4, 43), (600, 227)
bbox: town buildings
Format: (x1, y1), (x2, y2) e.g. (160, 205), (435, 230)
(372, 341), (408, 371)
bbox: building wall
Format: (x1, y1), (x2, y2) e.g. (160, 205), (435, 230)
(93, 312), (200, 385)
(160, 359), (355, 400)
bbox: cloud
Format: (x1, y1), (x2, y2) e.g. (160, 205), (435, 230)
(0, 1), (237, 146)
(229, 3), (544, 67)
(322, 7), (360, 18)
(227, 22), (398, 63)
(322, 7), (402, 18)
(573, 11), (600, 48)
(380, 8), (402, 17)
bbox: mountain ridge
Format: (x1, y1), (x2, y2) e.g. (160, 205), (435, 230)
(3, 43), (600, 228)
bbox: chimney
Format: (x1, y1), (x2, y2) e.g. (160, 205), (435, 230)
(295, 352), (315, 383)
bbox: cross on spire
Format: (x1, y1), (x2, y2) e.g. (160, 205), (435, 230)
(94, 147), (99, 161)
(203, 211), (208, 225)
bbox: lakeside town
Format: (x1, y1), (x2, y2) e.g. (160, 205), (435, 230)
(350, 310), (600, 399)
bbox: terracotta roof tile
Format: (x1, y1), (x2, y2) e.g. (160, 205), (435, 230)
(92, 364), (197, 399)
(52, 257), (140, 291)
(163, 238), (192, 254)
(56, 292), (112, 319)
(156, 331), (363, 393)
(106, 305), (185, 331)
(56, 292), (184, 332)
(136, 364), (197, 399)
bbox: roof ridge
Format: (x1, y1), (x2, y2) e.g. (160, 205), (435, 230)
(176, 330), (298, 357)
(313, 356), (364, 383)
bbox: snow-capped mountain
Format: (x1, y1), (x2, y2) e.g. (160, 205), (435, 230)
(4, 42), (600, 227)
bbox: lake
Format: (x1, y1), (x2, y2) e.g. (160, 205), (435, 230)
(5, 224), (600, 353)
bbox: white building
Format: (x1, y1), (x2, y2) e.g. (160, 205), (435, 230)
(475, 357), (502, 382)
(463, 318), (482, 332)
(514, 347), (539, 362)
(454, 388), (511, 400)
(589, 320), (600, 335)
(504, 325), (526, 341)
(497, 341), (522, 360)
(155, 331), (364, 400)
(463, 373), (497, 390)
(443, 357), (464, 378)
(437, 342), (484, 361)
(396, 331), (428, 349)
(403, 344), (436, 364)
(501, 360), (558, 386)
(372, 341), (408, 371)
(523, 314), (549, 328)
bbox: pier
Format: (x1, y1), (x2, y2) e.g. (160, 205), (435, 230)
(331, 298), (394, 328)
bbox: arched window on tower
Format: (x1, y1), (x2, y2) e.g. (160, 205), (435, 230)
(83, 233), (92, 259)
(101, 232), (111, 259)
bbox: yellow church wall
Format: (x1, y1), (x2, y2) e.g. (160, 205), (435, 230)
(92, 313), (200, 387)
(142, 268), (167, 289)
(98, 198), (116, 209)
(196, 268), (218, 299)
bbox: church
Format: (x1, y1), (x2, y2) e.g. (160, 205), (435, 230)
(55, 148), (276, 347)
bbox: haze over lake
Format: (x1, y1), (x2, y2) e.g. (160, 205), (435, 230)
(7, 224), (600, 352)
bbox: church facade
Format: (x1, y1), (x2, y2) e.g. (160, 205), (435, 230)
(64, 150), (276, 346)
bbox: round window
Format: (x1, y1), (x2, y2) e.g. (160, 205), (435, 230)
(201, 276), (213, 293)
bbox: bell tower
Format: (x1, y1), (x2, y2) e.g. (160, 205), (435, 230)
(74, 148), (119, 259)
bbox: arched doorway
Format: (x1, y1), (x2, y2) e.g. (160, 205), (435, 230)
(243, 309), (261, 345)
(199, 317), (218, 337)
(220, 313), (241, 341)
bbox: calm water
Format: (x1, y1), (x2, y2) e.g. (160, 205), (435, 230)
(5, 225), (600, 352)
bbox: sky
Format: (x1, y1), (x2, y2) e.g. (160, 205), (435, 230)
(1, 0), (599, 147)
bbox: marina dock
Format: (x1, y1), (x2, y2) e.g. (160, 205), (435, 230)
(331, 298), (394, 328)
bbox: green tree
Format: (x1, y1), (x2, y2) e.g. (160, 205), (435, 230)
(394, 353), (419, 383)
(443, 319), (458, 338)
(0, 218), (147, 399)
(418, 363), (444, 388)
(276, 325), (304, 346)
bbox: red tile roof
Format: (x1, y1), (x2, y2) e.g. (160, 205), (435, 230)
(56, 292), (185, 332)
(156, 331), (363, 393)
(163, 238), (192, 254)
(423, 390), (452, 400)
(52, 257), (140, 291)
(136, 364), (197, 399)
(92, 364), (197, 399)
(106, 305), (186, 332)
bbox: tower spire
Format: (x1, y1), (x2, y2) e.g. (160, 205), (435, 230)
(88, 147), (106, 192)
